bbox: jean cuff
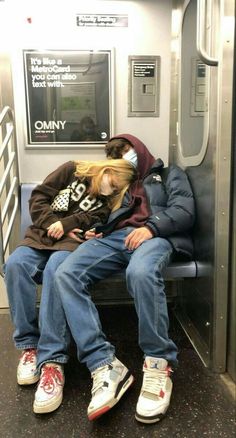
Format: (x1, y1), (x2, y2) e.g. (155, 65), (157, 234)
(15, 344), (38, 350)
(36, 358), (68, 374)
(89, 355), (115, 373)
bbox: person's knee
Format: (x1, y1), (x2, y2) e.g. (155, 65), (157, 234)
(126, 262), (150, 283)
(55, 255), (94, 298)
(126, 258), (165, 287)
(5, 252), (23, 276)
(44, 253), (67, 277)
(55, 263), (66, 283)
(57, 260), (70, 278)
(54, 261), (71, 293)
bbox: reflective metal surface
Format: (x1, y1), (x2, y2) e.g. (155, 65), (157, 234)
(170, 0), (235, 374)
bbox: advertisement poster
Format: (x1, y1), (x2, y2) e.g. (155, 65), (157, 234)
(23, 50), (111, 147)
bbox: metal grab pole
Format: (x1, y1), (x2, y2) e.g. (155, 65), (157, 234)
(196, 0), (219, 66)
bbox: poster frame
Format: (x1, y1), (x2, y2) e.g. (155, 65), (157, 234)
(23, 49), (114, 149)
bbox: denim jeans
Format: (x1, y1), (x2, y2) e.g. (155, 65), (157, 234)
(4, 246), (71, 369)
(56, 228), (178, 372)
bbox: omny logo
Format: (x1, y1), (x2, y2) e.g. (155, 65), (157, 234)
(34, 120), (66, 133)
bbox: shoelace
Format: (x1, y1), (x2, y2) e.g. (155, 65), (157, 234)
(21, 349), (37, 365)
(142, 367), (172, 397)
(39, 366), (63, 394)
(91, 364), (111, 395)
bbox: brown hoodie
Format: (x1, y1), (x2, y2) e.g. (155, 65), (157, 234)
(19, 161), (110, 252)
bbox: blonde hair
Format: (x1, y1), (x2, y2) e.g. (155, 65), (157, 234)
(74, 159), (136, 211)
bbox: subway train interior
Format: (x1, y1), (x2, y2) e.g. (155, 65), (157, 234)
(0, 0), (235, 437)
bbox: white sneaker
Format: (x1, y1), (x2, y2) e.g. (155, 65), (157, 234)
(87, 357), (134, 421)
(135, 357), (173, 423)
(17, 349), (39, 385)
(33, 363), (64, 414)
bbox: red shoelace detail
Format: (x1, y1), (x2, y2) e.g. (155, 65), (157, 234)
(21, 349), (37, 364)
(39, 366), (63, 394)
(167, 366), (173, 377)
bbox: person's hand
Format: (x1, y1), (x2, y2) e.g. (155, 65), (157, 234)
(47, 221), (64, 240)
(125, 227), (153, 250)
(66, 228), (84, 243)
(67, 228), (85, 243)
(84, 228), (103, 240)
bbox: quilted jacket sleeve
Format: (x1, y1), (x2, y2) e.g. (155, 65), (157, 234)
(145, 165), (195, 237)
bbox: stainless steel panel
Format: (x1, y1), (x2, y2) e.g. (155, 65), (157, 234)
(227, 62), (236, 381)
(128, 55), (161, 117)
(170, 0), (235, 372)
(0, 51), (20, 307)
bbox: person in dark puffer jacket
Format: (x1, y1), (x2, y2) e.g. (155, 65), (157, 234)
(34, 134), (195, 421)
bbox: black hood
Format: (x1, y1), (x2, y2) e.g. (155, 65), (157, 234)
(109, 133), (156, 179)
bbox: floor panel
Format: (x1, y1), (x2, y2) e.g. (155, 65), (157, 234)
(0, 307), (235, 438)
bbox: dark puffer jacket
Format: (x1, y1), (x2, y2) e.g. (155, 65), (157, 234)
(96, 134), (195, 260)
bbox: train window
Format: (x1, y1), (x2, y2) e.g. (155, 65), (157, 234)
(23, 50), (113, 148)
(178, 0), (209, 166)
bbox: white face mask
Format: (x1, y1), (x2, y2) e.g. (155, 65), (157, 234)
(100, 173), (114, 196)
(122, 148), (138, 167)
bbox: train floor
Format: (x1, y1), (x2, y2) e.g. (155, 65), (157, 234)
(0, 306), (235, 438)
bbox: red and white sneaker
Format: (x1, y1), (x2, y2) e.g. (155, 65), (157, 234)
(88, 357), (134, 421)
(135, 357), (173, 423)
(17, 349), (39, 385)
(33, 363), (64, 414)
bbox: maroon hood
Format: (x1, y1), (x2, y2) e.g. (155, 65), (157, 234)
(109, 133), (155, 179)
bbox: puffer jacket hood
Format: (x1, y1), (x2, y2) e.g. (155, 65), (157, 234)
(109, 133), (156, 179)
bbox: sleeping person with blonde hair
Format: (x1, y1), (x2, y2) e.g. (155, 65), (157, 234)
(4, 158), (136, 413)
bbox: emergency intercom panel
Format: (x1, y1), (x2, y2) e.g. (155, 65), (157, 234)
(128, 55), (161, 117)
(190, 58), (206, 116)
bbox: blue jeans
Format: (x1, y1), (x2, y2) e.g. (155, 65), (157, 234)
(4, 246), (71, 369)
(56, 228), (178, 372)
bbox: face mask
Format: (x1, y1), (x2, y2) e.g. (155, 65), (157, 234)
(100, 174), (114, 196)
(122, 148), (138, 167)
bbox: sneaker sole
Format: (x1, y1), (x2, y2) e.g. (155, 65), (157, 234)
(88, 371), (134, 421)
(17, 374), (40, 385)
(135, 412), (164, 424)
(33, 392), (63, 414)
